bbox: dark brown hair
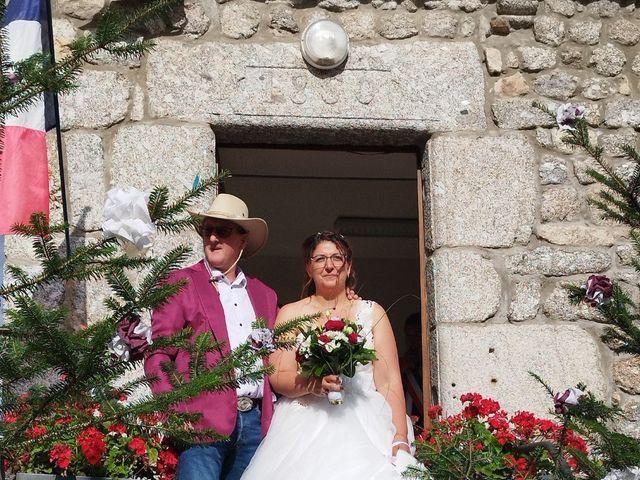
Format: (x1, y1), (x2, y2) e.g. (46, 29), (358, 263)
(300, 231), (358, 298)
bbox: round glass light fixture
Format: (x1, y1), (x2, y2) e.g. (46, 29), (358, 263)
(300, 19), (350, 70)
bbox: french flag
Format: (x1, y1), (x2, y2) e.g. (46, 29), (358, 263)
(0, 0), (54, 235)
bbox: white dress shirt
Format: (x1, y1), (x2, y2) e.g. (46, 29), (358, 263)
(207, 263), (264, 399)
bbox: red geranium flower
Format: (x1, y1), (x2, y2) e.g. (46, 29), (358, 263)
(428, 405), (443, 419)
(108, 423), (127, 434)
(49, 443), (72, 470)
(128, 437), (147, 456)
(77, 426), (106, 465)
(324, 319), (345, 331)
(55, 416), (72, 425)
(157, 449), (179, 480)
(158, 449), (178, 467)
(25, 425), (47, 439)
(4, 412), (17, 423)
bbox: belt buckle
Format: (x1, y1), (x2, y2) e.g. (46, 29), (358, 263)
(237, 396), (254, 412)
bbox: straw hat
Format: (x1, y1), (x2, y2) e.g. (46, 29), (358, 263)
(189, 194), (268, 258)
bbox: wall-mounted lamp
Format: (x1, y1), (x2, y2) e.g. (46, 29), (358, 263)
(300, 19), (349, 70)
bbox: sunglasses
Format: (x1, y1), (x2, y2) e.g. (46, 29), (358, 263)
(201, 224), (245, 239)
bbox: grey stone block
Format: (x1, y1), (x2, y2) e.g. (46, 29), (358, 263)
(518, 46), (557, 71)
(582, 76), (618, 100)
(533, 15), (565, 46)
(589, 44), (626, 77)
(609, 18), (640, 45)
(599, 128), (638, 157)
(429, 249), (501, 323)
(496, 0), (537, 15)
(437, 324), (608, 417)
(422, 11), (458, 37)
(492, 97), (556, 129)
(59, 70), (131, 130)
(220, 2), (261, 39)
(427, 133), (536, 248)
(508, 277), (542, 322)
(613, 357), (640, 395)
(604, 96), (640, 128)
(544, 0), (576, 17)
(341, 11), (376, 39)
(506, 246), (611, 275)
(586, 0), (620, 17)
(535, 223), (627, 245)
(111, 124), (216, 212)
(539, 155), (568, 184)
(63, 132), (105, 230)
(532, 70), (579, 100)
(379, 12), (419, 38)
(543, 281), (606, 322)
(541, 186), (581, 222)
(567, 20), (601, 45)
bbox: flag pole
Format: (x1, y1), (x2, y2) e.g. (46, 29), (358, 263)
(43, 0), (71, 257)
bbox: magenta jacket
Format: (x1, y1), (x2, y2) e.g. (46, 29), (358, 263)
(143, 260), (278, 439)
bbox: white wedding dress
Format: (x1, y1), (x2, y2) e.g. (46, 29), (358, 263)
(241, 300), (412, 480)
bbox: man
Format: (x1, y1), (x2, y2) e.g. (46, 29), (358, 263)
(144, 193), (278, 480)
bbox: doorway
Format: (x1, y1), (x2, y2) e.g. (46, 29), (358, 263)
(218, 145), (422, 360)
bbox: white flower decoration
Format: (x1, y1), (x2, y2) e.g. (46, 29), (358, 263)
(107, 319), (152, 361)
(601, 467), (640, 480)
(556, 103), (585, 131)
(248, 328), (275, 352)
(102, 187), (156, 252)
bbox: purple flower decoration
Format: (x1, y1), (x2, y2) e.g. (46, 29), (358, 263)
(109, 315), (152, 361)
(6, 72), (18, 84)
(583, 274), (613, 307)
(554, 387), (585, 414)
(556, 103), (585, 131)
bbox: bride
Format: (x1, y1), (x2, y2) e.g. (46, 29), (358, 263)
(241, 231), (413, 480)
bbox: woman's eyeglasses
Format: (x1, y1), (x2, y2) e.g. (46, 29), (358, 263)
(310, 254), (346, 268)
(201, 224), (245, 239)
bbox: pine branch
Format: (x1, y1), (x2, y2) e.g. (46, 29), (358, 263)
(0, 0), (183, 119)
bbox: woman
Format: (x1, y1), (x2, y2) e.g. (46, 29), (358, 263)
(241, 231), (413, 480)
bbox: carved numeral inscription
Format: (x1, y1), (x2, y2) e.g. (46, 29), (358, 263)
(247, 66), (389, 108)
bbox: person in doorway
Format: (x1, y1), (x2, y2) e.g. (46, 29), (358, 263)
(144, 193), (278, 480)
(400, 312), (424, 429)
(241, 231), (415, 480)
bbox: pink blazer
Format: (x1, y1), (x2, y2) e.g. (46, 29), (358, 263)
(143, 260), (278, 439)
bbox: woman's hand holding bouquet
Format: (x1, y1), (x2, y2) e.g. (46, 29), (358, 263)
(295, 311), (376, 405)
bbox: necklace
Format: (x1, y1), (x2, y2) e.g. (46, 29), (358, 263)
(311, 295), (339, 312)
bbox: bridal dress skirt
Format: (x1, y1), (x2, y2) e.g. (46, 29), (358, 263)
(241, 385), (406, 480)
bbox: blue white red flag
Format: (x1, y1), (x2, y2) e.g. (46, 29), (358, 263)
(0, 0), (54, 235)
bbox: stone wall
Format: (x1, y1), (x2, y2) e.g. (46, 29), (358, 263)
(6, 0), (640, 433)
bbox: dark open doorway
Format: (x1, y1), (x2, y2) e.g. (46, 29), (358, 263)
(218, 145), (426, 423)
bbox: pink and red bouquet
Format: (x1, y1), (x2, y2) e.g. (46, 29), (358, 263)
(295, 312), (376, 403)
(2, 396), (178, 480)
(410, 393), (590, 480)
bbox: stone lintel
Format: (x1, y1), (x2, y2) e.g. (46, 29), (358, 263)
(147, 40), (486, 143)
